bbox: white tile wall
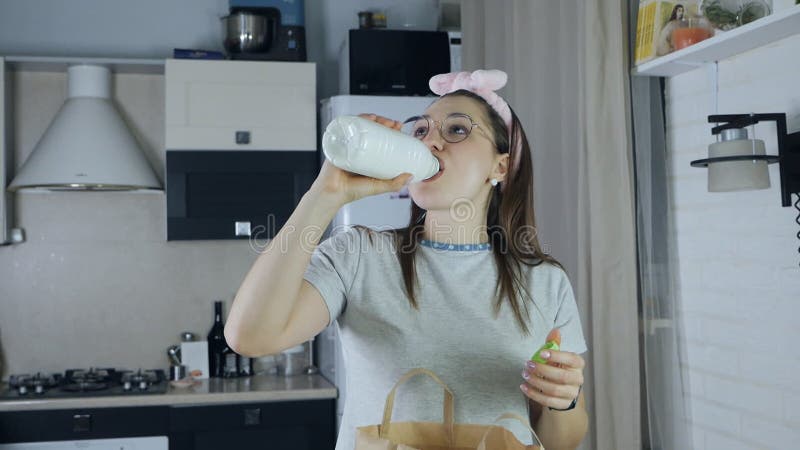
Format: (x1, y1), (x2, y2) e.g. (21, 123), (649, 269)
(704, 429), (759, 450)
(667, 33), (800, 449)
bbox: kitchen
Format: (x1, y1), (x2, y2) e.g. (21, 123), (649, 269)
(1, 1), (799, 450)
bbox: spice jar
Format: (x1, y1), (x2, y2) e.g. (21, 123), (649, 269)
(737, 0), (771, 26)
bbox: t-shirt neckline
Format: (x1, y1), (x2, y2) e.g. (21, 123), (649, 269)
(419, 239), (491, 252)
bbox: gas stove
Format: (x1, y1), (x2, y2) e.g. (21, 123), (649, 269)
(1, 368), (168, 400)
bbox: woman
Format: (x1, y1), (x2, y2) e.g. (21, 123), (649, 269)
(225, 70), (588, 450)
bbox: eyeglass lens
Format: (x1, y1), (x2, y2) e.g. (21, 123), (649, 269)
(402, 115), (474, 143)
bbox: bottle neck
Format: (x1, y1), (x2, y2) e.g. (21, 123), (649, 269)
(213, 302), (223, 324)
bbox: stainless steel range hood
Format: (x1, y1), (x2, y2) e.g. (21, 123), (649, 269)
(8, 64), (162, 192)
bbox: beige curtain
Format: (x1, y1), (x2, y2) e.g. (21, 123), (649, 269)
(461, 1), (641, 449)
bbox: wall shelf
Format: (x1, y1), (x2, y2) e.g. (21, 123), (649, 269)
(4, 56), (165, 74)
(633, 6), (800, 77)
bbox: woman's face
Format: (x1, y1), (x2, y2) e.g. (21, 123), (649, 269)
(677, 6), (684, 19)
(407, 95), (506, 212)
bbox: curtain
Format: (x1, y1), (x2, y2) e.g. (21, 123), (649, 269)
(576, 0), (642, 448)
(628, 1), (693, 449)
(462, 1), (641, 449)
(461, 0), (580, 280)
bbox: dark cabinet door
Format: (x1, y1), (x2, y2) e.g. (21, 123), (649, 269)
(0, 406), (169, 443)
(168, 399), (336, 450)
(166, 150), (318, 241)
(193, 427), (310, 449)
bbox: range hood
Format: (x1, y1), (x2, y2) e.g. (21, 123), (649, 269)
(8, 64), (162, 192)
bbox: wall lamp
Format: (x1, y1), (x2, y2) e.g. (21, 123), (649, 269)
(690, 113), (800, 263)
(690, 113), (799, 203)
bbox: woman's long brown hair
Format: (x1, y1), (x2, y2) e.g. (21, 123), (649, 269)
(360, 90), (561, 336)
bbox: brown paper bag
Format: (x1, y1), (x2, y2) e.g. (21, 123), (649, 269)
(355, 368), (544, 450)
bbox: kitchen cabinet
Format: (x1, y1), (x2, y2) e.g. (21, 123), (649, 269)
(165, 150), (316, 240)
(0, 406), (170, 443)
(168, 399), (335, 450)
(163, 59), (318, 241)
(0, 399), (336, 449)
(165, 59), (316, 151)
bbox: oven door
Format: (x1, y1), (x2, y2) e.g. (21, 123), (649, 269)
(166, 150), (317, 241)
(0, 436), (168, 449)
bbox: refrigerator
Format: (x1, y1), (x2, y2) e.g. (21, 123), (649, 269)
(316, 95), (435, 430)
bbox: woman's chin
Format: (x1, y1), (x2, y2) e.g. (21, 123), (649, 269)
(409, 190), (454, 212)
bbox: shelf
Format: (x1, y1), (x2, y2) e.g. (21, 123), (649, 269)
(4, 55), (165, 74)
(633, 6), (800, 77)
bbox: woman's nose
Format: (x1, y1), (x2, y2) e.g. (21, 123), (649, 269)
(423, 128), (445, 152)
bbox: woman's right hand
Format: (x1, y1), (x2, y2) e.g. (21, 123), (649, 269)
(308, 113), (413, 206)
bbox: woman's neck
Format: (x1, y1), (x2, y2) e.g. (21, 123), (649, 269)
(422, 205), (490, 245)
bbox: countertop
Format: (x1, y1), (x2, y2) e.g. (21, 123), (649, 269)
(0, 374), (337, 412)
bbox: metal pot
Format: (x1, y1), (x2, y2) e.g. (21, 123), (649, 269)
(221, 12), (272, 54)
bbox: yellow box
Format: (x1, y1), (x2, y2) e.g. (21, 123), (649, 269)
(636, 1), (706, 65)
(635, 0), (678, 65)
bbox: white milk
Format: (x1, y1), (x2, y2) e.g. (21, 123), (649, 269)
(322, 115), (440, 181)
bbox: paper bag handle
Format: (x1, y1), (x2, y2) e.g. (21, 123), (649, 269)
(476, 412), (545, 450)
(380, 368), (455, 445)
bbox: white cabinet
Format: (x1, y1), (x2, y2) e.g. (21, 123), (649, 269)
(165, 59), (316, 151)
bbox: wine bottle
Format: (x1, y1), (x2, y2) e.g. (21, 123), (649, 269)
(207, 301), (227, 378)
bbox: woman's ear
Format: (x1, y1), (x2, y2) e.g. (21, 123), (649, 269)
(492, 153), (510, 183)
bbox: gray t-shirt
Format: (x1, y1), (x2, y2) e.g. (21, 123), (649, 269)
(303, 227), (587, 450)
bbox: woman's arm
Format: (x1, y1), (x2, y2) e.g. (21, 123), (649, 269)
(225, 186), (345, 356)
(225, 116), (412, 356)
(528, 393), (588, 450)
(522, 350), (588, 450)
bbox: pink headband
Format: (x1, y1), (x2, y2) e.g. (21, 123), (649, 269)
(429, 69), (522, 183)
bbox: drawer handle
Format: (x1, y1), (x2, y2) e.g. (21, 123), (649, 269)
(73, 414), (92, 432)
(235, 221), (252, 237)
(244, 407), (261, 426)
(236, 131), (251, 145)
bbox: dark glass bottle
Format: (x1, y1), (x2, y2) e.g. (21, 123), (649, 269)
(207, 301), (227, 378)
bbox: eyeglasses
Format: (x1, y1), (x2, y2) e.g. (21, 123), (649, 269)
(401, 113), (492, 144)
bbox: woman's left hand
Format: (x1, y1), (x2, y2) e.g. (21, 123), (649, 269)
(520, 350), (585, 410)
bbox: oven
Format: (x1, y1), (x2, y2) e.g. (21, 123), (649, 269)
(1, 368), (170, 449)
(0, 436), (168, 450)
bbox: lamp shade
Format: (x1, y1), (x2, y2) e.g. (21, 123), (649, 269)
(707, 130), (770, 192)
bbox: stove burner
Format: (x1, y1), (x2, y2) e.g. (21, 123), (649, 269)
(9, 373), (62, 396)
(3, 368), (167, 399)
(62, 381), (109, 392)
(67, 368), (111, 383)
(119, 369), (161, 391)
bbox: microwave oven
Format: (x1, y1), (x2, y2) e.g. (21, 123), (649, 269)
(166, 150), (317, 241)
(340, 29), (451, 96)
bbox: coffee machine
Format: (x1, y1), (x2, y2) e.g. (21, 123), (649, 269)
(226, 0), (307, 61)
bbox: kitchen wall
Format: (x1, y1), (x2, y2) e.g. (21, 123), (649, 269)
(0, 0), (445, 100)
(0, 69), (261, 376)
(0, 0), (447, 377)
(667, 35), (800, 449)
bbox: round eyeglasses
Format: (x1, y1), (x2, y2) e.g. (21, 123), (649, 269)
(401, 113), (491, 144)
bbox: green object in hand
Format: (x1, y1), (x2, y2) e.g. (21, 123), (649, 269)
(531, 340), (560, 364)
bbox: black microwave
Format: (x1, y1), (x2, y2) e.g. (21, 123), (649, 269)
(344, 29), (451, 96)
(166, 150), (317, 241)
